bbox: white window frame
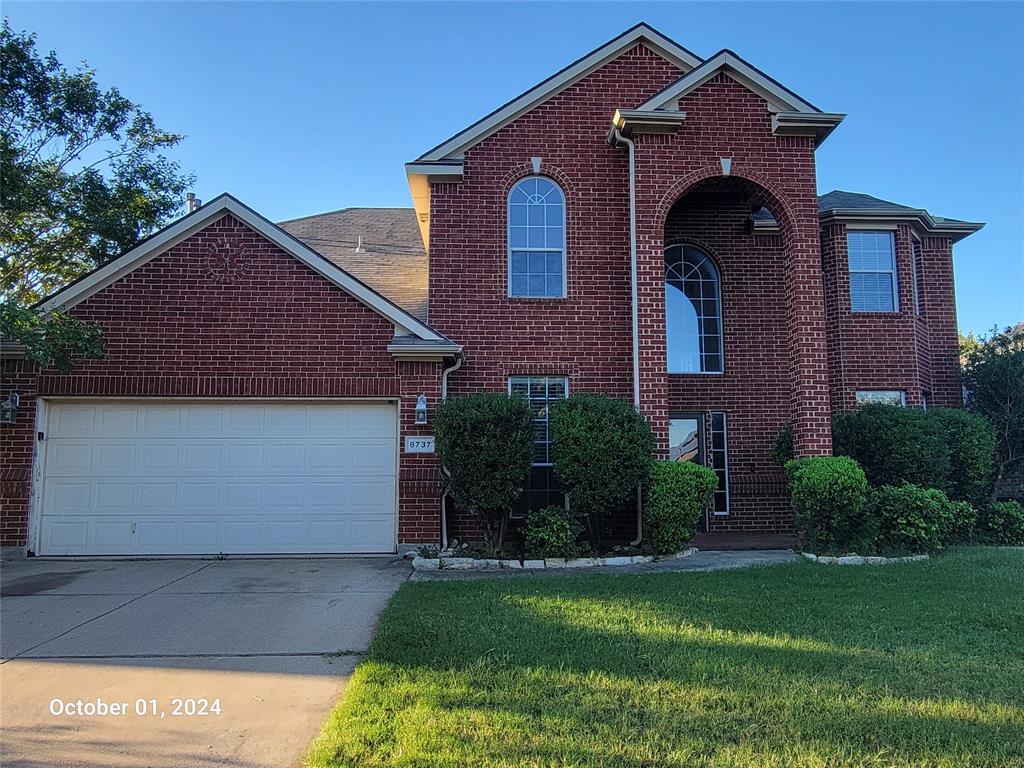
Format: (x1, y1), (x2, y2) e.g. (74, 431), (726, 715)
(508, 376), (569, 467)
(664, 244), (725, 375)
(855, 390), (907, 407)
(847, 230), (899, 313)
(709, 412), (730, 516)
(507, 177), (567, 299)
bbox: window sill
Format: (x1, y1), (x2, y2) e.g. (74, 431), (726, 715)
(850, 311), (902, 317)
(508, 296), (567, 302)
(668, 371), (725, 376)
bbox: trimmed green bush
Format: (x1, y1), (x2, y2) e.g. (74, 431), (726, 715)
(930, 408), (996, 509)
(434, 393), (534, 547)
(832, 404), (948, 489)
(978, 500), (1024, 545)
(523, 506), (579, 559)
(644, 461), (718, 554)
(785, 456), (870, 554)
(550, 394), (654, 549)
(945, 500), (978, 545)
(869, 483), (954, 554)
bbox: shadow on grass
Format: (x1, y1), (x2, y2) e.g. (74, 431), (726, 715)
(310, 549), (1024, 768)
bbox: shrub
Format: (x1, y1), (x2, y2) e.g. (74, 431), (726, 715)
(770, 424), (794, 466)
(978, 500), (1024, 545)
(785, 456), (870, 554)
(434, 393), (534, 547)
(929, 408), (996, 509)
(869, 483), (954, 554)
(832, 404), (948, 489)
(550, 394), (654, 550)
(643, 461), (718, 554)
(945, 500), (978, 545)
(523, 506), (579, 559)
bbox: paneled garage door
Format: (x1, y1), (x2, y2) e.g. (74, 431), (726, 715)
(36, 401), (397, 555)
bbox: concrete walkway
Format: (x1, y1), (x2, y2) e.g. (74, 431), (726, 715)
(410, 548), (800, 581)
(0, 557), (410, 768)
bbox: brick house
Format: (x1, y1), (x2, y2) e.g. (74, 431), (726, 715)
(0, 24), (982, 555)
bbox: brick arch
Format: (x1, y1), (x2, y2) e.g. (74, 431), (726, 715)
(655, 165), (799, 241)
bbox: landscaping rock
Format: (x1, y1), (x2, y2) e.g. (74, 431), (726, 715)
(837, 556), (866, 565)
(630, 555), (654, 564)
(801, 552), (818, 561)
(544, 558), (566, 568)
(600, 556), (633, 567)
(500, 560), (523, 569)
(865, 556), (888, 565)
(412, 557), (439, 571)
(440, 557), (480, 570)
(817, 556), (839, 564)
(901, 554), (929, 562)
(522, 559), (545, 569)
(565, 558), (598, 568)
(657, 548), (697, 561)
(480, 559), (502, 570)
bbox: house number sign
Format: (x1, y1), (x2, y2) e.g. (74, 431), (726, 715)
(404, 436), (436, 453)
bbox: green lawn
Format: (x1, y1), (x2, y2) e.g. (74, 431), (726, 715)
(307, 549), (1024, 768)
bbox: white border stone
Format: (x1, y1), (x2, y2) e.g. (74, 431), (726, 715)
(413, 548), (700, 571)
(801, 552), (929, 565)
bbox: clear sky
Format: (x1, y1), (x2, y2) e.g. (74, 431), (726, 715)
(5, 1), (1022, 335)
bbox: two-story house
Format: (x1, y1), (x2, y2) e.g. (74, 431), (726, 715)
(0, 24), (981, 556)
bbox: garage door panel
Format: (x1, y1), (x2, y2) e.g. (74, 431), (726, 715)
(38, 401), (398, 555)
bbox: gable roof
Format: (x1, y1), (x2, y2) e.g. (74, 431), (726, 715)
(412, 23), (702, 163)
(38, 194), (451, 343)
(279, 207), (427, 321)
(818, 190), (984, 241)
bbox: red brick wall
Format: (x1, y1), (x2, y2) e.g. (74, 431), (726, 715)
(820, 222), (962, 412)
(663, 186), (791, 531)
(0, 359), (38, 547)
(0, 214), (443, 549)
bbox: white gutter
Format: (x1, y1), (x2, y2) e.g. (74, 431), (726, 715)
(438, 353), (464, 550)
(611, 126), (644, 546)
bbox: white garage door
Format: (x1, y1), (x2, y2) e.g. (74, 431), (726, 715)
(36, 401), (397, 555)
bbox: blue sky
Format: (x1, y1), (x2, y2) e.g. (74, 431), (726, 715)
(6, 2), (1022, 334)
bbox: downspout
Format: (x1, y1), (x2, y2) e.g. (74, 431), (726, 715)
(612, 126), (644, 547)
(438, 353), (464, 551)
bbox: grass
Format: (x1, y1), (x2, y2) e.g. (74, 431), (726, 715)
(306, 548), (1024, 768)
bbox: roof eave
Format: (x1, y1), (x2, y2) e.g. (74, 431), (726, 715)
(772, 112), (846, 146)
(820, 208), (985, 242)
(611, 108), (687, 137)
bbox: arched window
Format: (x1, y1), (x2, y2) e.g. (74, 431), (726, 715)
(665, 245), (723, 373)
(508, 177), (565, 297)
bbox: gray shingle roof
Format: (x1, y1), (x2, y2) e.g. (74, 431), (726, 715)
(817, 190), (971, 224)
(279, 208), (427, 321)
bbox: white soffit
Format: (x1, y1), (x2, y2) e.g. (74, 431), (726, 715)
(38, 194), (449, 343)
(415, 23), (703, 162)
(638, 50), (822, 114)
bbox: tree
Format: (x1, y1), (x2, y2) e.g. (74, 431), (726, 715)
(549, 394), (653, 551)
(434, 393), (534, 548)
(0, 20), (192, 369)
(962, 324), (1024, 505)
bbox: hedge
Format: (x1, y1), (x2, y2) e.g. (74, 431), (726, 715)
(785, 456), (870, 554)
(643, 461), (718, 555)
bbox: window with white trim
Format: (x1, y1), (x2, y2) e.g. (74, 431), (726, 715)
(665, 245), (723, 373)
(508, 177), (565, 298)
(509, 376), (568, 515)
(848, 231), (898, 313)
(709, 412), (730, 515)
(911, 237), (924, 315)
(856, 390), (907, 407)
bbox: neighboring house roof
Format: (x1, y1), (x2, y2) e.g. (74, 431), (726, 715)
(37, 194), (456, 347)
(279, 207), (428, 322)
(411, 23), (702, 165)
(819, 190), (984, 241)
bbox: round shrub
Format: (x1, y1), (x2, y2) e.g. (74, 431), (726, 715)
(929, 408), (996, 509)
(978, 500), (1024, 545)
(944, 500), (978, 545)
(434, 393), (534, 546)
(643, 461), (718, 555)
(785, 456), (870, 554)
(832, 404), (948, 489)
(523, 506), (579, 559)
(550, 394), (654, 549)
(869, 483), (954, 554)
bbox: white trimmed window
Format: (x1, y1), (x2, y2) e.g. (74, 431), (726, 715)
(665, 245), (723, 373)
(508, 177), (566, 298)
(509, 376), (568, 515)
(856, 390), (907, 407)
(848, 231), (898, 313)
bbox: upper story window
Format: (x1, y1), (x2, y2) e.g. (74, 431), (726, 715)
(911, 237), (924, 315)
(665, 245), (723, 374)
(848, 231), (898, 313)
(856, 390), (906, 407)
(508, 177), (565, 298)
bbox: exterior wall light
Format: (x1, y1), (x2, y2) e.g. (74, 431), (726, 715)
(414, 394), (428, 425)
(1, 393), (20, 424)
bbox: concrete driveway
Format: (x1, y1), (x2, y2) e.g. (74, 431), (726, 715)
(0, 556), (410, 768)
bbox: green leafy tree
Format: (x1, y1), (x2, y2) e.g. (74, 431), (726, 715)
(962, 324), (1024, 505)
(434, 393), (534, 548)
(1, 20), (192, 371)
(550, 394), (653, 550)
